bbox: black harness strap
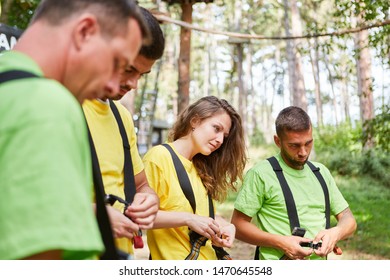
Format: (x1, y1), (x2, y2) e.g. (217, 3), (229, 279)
(162, 143), (232, 260)
(268, 156), (300, 231)
(306, 161), (331, 229)
(88, 100), (141, 258)
(254, 156), (330, 260)
(87, 129), (119, 259)
(108, 101), (143, 248)
(109, 100), (136, 204)
(162, 143), (196, 213)
(0, 70), (39, 83)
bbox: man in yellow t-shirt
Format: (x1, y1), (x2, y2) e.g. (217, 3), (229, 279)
(83, 7), (165, 258)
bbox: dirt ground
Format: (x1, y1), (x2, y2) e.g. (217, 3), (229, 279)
(134, 232), (386, 260)
(134, 234), (257, 260)
(133, 201), (386, 260)
(133, 208), (386, 260)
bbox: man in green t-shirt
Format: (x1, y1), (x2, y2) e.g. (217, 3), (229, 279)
(232, 106), (357, 260)
(0, 0), (150, 260)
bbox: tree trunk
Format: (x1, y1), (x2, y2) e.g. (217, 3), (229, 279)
(211, 37), (221, 97)
(355, 28), (374, 149)
(203, 36), (210, 97)
(246, 44), (254, 136)
(177, 3), (192, 114)
(203, 5), (212, 97)
(0, 0), (12, 24)
(324, 55), (339, 126)
(232, 0), (247, 129)
(309, 38), (323, 127)
(251, 62), (258, 138)
(261, 65), (266, 134)
(283, 0), (295, 106)
(289, 0), (307, 111)
(283, 0), (307, 111)
(237, 43), (246, 130)
(341, 76), (351, 125)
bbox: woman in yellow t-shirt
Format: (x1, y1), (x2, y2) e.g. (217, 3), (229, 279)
(143, 96), (247, 260)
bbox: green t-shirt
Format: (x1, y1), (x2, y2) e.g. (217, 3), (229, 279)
(234, 153), (348, 260)
(0, 51), (103, 259)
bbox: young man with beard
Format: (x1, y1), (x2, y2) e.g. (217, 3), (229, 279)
(82, 7), (164, 259)
(232, 106), (356, 260)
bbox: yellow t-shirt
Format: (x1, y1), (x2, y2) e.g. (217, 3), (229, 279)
(143, 143), (217, 260)
(83, 99), (144, 255)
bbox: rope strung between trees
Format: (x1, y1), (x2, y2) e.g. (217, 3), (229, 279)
(153, 13), (390, 41)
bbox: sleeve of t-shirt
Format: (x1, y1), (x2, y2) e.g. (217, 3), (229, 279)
(318, 163), (349, 216)
(143, 146), (172, 210)
(234, 168), (265, 218)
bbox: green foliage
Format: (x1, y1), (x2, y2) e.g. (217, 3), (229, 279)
(320, 149), (361, 176)
(358, 150), (390, 188)
(362, 105), (390, 152)
(315, 122), (362, 154)
(4, 0), (40, 29)
(333, 0), (390, 65)
(314, 121), (390, 188)
(249, 128), (266, 147)
(334, 0), (390, 20)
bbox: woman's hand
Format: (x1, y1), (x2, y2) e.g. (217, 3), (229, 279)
(213, 223), (236, 248)
(186, 214), (221, 240)
(106, 205), (139, 239)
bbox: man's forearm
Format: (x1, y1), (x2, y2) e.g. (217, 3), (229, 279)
(335, 207), (357, 241)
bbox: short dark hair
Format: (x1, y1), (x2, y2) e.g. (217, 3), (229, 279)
(138, 7), (165, 60)
(275, 106), (311, 137)
(31, 0), (151, 43)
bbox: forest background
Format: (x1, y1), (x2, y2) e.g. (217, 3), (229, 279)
(1, 0), (389, 259)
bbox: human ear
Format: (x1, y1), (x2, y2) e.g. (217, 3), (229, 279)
(274, 135), (281, 148)
(72, 14), (99, 50)
(190, 116), (201, 129)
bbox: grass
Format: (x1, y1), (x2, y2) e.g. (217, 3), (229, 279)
(217, 146), (390, 260)
(335, 175), (390, 258)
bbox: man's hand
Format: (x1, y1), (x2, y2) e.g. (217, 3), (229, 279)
(125, 192), (159, 229)
(280, 235), (313, 260)
(313, 208), (356, 257)
(312, 227), (341, 257)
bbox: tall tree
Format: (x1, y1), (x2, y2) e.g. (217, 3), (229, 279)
(232, 0), (248, 130)
(177, 2), (192, 114)
(334, 0), (389, 147)
(309, 37), (323, 127)
(283, 0), (307, 111)
(355, 25), (374, 148)
(323, 54), (340, 126)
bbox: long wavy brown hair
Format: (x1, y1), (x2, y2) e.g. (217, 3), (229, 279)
(168, 96), (247, 202)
